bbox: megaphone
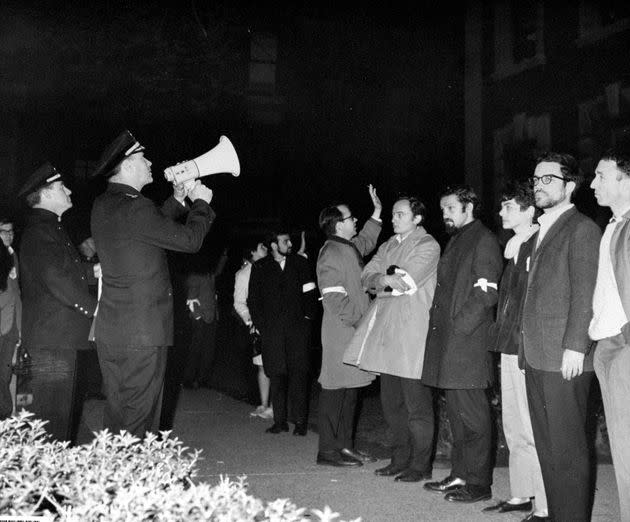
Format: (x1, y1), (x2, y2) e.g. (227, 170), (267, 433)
(164, 135), (240, 188)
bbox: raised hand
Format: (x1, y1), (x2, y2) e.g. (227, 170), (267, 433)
(369, 184), (382, 219)
(189, 180), (213, 204)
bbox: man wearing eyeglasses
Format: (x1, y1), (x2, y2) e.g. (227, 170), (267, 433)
(521, 152), (600, 522)
(314, 185), (382, 467)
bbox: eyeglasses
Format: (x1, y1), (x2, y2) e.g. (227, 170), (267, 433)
(0, 229), (13, 234)
(341, 215), (356, 222)
(530, 174), (569, 186)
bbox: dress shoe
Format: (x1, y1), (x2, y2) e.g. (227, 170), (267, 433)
(482, 500), (532, 513)
(374, 463), (406, 476)
(394, 469), (432, 482)
(521, 513), (551, 521)
(340, 448), (377, 463)
(293, 422), (307, 436)
(265, 422), (289, 434)
(444, 484), (492, 503)
(423, 475), (466, 492)
(316, 452), (362, 467)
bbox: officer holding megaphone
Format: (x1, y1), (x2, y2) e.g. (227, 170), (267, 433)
(90, 130), (215, 438)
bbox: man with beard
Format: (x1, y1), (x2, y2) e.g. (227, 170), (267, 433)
(248, 230), (318, 435)
(422, 185), (502, 503)
(315, 185), (382, 466)
(521, 152), (600, 522)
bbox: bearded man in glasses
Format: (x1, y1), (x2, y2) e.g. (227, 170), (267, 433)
(520, 152), (600, 522)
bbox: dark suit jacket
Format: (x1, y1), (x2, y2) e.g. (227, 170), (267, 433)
(611, 210), (630, 343)
(248, 254), (318, 376)
(422, 220), (503, 389)
(521, 207), (601, 372)
(91, 183), (213, 347)
(20, 208), (96, 350)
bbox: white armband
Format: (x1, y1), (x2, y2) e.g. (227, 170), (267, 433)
(302, 282), (316, 293)
(473, 278), (497, 293)
(321, 286), (347, 296)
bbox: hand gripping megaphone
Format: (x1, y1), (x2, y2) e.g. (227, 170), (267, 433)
(163, 135), (240, 188)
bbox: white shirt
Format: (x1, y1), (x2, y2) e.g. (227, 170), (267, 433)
(536, 203), (574, 247)
(589, 212), (630, 340)
(233, 261), (252, 325)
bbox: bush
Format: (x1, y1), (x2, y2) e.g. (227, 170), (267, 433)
(0, 412), (358, 521)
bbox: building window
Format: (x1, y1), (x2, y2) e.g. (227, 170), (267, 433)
(578, 0), (630, 45)
(493, 0), (545, 80)
(249, 32), (277, 95)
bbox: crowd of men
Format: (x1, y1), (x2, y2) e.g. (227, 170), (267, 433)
(1, 140), (629, 522)
(308, 149), (629, 522)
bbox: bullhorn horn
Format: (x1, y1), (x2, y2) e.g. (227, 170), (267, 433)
(164, 136), (240, 187)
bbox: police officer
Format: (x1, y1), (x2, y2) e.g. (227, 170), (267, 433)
(18, 163), (97, 442)
(90, 130), (214, 438)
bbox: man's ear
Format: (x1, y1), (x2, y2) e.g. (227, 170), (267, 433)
(413, 214), (423, 226)
(465, 202), (474, 216)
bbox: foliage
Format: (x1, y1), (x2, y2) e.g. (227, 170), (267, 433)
(0, 412), (359, 522)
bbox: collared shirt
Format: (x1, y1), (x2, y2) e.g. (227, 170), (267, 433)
(589, 207), (630, 340)
(395, 228), (416, 243)
(536, 203), (574, 247)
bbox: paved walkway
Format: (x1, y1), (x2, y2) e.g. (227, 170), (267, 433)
(170, 388), (622, 522)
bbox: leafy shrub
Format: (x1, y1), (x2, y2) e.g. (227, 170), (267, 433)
(0, 412), (358, 521)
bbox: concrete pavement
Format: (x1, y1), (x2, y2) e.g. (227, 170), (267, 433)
(171, 388), (622, 522)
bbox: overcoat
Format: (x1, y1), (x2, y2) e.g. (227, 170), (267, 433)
(91, 183), (213, 347)
(316, 218), (381, 389)
(344, 226), (439, 379)
(20, 209), (96, 350)
(248, 254), (318, 376)
(521, 207), (600, 371)
(421, 220), (502, 389)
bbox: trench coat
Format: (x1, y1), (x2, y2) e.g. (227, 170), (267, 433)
(20, 209), (96, 350)
(344, 226), (439, 379)
(91, 183), (213, 347)
(421, 220), (502, 389)
(248, 254), (318, 376)
(317, 218), (381, 389)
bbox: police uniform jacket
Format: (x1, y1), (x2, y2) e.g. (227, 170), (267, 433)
(91, 183), (213, 347)
(421, 220), (503, 389)
(20, 208), (96, 350)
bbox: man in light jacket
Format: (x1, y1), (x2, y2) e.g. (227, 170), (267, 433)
(345, 196), (439, 482)
(589, 148), (630, 521)
(315, 185), (382, 467)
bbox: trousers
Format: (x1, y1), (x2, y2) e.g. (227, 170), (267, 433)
(381, 373), (434, 472)
(97, 343), (167, 439)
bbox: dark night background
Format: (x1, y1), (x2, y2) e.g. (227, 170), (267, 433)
(0, 1), (465, 249)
